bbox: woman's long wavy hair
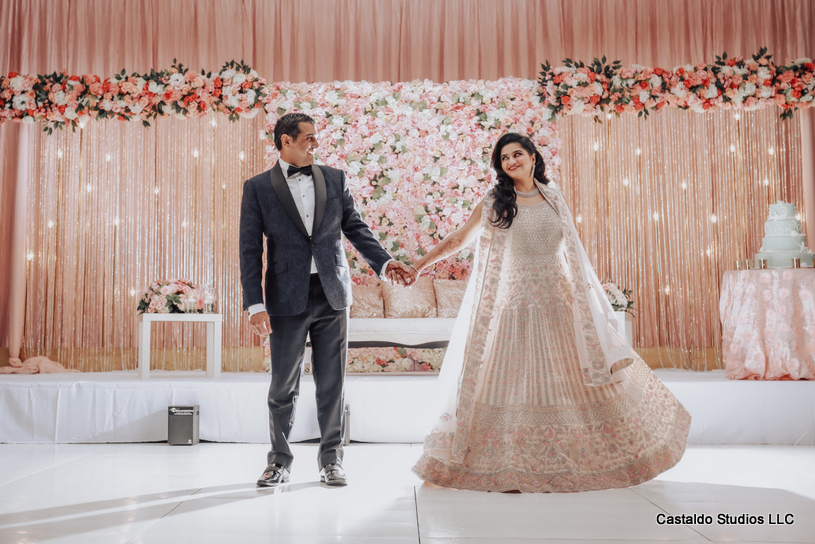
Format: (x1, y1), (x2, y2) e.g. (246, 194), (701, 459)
(489, 133), (549, 229)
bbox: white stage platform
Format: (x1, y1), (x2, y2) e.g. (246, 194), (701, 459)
(1, 369), (814, 445)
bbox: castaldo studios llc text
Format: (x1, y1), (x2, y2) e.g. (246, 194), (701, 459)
(656, 513), (795, 525)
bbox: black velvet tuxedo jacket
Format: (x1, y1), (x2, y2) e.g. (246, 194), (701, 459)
(239, 162), (391, 316)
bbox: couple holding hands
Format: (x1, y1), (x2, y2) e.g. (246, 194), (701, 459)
(240, 113), (690, 493)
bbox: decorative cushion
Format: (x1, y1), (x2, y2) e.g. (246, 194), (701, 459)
(382, 277), (438, 318)
(350, 285), (385, 318)
(433, 279), (467, 318)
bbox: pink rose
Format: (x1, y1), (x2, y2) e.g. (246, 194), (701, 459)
(160, 285), (176, 295)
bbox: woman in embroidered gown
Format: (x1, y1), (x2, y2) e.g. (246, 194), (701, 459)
(411, 133), (690, 493)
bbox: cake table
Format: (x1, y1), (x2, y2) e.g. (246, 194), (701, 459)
(720, 269), (815, 380)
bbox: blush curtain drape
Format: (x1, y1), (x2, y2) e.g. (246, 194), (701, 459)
(2, 0), (815, 364)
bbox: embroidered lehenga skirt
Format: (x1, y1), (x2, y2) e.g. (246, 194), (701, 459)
(413, 200), (691, 492)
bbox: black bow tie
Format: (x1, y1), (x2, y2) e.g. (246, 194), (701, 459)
(287, 164), (313, 178)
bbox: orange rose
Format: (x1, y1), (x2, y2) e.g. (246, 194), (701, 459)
(560, 95), (571, 105)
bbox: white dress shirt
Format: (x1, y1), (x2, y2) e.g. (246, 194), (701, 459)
(248, 159), (392, 317)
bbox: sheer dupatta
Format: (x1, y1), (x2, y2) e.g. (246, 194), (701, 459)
(420, 181), (638, 465)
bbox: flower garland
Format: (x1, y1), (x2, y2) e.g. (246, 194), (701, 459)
(346, 347), (446, 373)
(136, 279), (202, 314)
(262, 78), (560, 283)
(539, 48), (815, 120)
(0, 59), (266, 133)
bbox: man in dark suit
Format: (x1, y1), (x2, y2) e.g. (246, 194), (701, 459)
(240, 113), (416, 487)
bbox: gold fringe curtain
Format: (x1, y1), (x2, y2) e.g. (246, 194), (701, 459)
(559, 108), (803, 370)
(22, 115), (268, 371)
(20, 108), (805, 372)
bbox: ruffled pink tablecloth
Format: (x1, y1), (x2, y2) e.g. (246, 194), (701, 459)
(720, 269), (815, 380)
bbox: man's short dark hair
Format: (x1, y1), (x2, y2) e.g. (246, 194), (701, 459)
(273, 113), (316, 150)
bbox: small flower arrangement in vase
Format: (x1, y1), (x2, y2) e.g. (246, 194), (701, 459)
(602, 281), (634, 314)
(137, 279), (202, 314)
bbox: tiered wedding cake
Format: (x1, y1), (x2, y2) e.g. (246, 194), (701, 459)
(755, 201), (814, 268)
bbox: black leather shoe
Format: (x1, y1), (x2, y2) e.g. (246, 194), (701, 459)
(319, 463), (347, 486)
(257, 463), (290, 487)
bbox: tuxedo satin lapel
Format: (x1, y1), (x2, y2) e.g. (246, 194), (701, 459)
(269, 162), (309, 239)
(312, 165), (327, 234)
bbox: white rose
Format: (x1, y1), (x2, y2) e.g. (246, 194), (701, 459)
(168, 73), (185, 86)
(129, 103), (143, 114)
(348, 161), (362, 175)
(148, 81), (165, 94)
(671, 86), (688, 99)
(10, 76), (29, 91)
(12, 95), (31, 110)
(64, 109), (78, 120)
(705, 85), (718, 99)
(232, 73), (247, 85)
(220, 69), (236, 81)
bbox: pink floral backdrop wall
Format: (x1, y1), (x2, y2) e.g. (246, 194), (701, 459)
(262, 78), (560, 283)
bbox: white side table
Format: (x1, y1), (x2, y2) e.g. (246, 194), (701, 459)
(137, 313), (223, 379)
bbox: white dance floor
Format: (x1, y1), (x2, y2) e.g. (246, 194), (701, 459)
(1, 369), (814, 445)
(1, 443), (814, 544)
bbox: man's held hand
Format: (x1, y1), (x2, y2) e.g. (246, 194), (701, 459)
(249, 311), (272, 337)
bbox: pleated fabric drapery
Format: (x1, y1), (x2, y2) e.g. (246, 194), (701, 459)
(2, 0), (814, 84)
